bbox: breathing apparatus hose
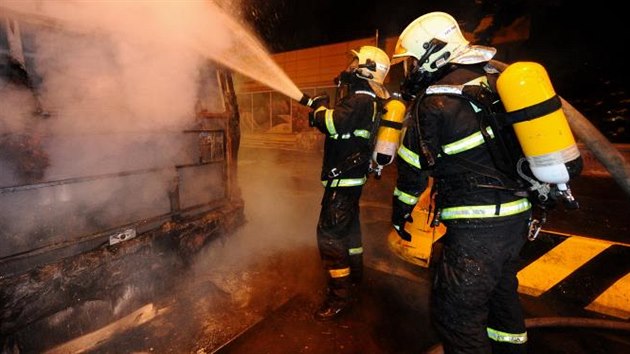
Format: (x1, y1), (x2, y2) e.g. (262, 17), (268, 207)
(489, 60), (630, 198)
(423, 316), (630, 354)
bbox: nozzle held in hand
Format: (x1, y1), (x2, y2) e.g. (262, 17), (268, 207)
(299, 93), (314, 107)
(299, 93), (329, 109)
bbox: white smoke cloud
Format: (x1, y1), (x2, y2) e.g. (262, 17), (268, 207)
(0, 0), (247, 262)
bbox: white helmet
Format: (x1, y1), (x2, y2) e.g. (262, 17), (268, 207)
(392, 12), (496, 74)
(350, 46), (391, 99)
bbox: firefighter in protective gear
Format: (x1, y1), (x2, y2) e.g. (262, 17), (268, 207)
(301, 45), (390, 321)
(391, 12), (530, 353)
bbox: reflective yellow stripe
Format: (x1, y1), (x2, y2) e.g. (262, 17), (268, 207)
(322, 177), (367, 187)
(329, 267), (351, 278)
(354, 129), (370, 139)
(442, 126), (494, 155)
(314, 106), (327, 114)
(394, 187), (419, 205)
(325, 109), (336, 136)
(348, 247), (363, 255)
(440, 198), (531, 220)
(487, 327), (528, 344)
(397, 144), (421, 169)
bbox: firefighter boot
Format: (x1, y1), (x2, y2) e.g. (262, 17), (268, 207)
(315, 277), (353, 321)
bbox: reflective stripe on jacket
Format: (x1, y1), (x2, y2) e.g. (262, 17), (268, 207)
(394, 64), (530, 217)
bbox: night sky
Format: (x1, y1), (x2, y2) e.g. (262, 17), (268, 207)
(239, 0), (625, 77)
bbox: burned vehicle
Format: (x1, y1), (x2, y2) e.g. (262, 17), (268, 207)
(1, 10), (243, 352)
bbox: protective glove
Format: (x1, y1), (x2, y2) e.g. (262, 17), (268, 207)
(300, 93), (330, 127)
(299, 93), (329, 109)
(391, 196), (414, 241)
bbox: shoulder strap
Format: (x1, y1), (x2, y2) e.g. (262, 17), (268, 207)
(424, 81), (526, 191)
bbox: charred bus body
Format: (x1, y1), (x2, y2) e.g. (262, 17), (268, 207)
(1, 11), (243, 351)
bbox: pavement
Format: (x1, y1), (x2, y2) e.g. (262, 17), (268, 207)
(204, 147), (630, 354)
(44, 146), (630, 354)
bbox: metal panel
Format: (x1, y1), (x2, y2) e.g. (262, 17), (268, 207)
(178, 163), (226, 210)
(0, 169), (173, 258)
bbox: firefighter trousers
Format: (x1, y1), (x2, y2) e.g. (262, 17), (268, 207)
(316, 186), (363, 301)
(431, 212), (531, 354)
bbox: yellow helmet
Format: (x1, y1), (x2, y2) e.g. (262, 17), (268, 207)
(350, 46), (391, 98)
(392, 12), (496, 73)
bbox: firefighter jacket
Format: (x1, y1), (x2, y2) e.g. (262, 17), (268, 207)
(394, 63), (532, 221)
(311, 81), (380, 188)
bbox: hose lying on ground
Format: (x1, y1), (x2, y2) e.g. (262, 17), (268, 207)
(423, 316), (630, 354)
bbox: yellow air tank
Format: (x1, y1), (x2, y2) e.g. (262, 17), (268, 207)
(372, 96), (406, 176)
(496, 62), (581, 191)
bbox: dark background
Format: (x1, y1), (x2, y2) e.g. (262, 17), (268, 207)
(240, 0), (629, 143)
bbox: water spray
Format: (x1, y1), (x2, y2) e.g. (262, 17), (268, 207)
(1, 1), (305, 103)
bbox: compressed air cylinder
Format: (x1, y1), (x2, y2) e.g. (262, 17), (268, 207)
(496, 62), (580, 188)
(372, 97), (406, 169)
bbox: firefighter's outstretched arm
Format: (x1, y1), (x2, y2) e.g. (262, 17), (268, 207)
(299, 92), (330, 127)
(299, 93), (330, 110)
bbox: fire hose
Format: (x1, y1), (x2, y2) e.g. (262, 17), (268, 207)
(424, 316), (630, 354)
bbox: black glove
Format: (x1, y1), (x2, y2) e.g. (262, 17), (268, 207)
(300, 93), (330, 127)
(299, 93), (329, 109)
(392, 196), (414, 241)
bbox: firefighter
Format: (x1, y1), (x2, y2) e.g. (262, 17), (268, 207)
(390, 12), (531, 353)
(299, 45), (390, 320)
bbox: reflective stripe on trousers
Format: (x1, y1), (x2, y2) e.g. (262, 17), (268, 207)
(328, 267), (350, 278)
(348, 247), (363, 256)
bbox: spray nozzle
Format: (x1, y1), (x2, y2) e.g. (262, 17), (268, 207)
(299, 93), (330, 109)
(299, 93), (313, 107)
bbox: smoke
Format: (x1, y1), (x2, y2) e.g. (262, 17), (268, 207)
(2, 0), (224, 133)
(188, 149), (324, 346)
(0, 2), (322, 349)
(0, 1), (259, 260)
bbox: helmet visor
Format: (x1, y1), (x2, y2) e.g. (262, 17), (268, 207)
(402, 57), (421, 78)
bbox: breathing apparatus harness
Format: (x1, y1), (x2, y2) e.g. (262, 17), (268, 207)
(415, 71), (563, 240)
(321, 94), (384, 187)
(322, 64), (387, 185)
